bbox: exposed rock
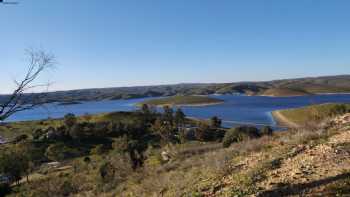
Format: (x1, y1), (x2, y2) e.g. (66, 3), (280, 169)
(161, 151), (171, 162)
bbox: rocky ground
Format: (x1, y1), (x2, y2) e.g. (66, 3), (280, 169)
(205, 114), (350, 197)
(258, 129), (350, 196)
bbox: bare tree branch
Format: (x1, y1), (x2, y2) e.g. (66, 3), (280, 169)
(0, 49), (55, 121)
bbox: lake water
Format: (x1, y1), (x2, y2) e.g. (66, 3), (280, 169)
(4, 94), (350, 129)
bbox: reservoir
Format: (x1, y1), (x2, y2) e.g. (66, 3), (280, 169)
(5, 94), (350, 128)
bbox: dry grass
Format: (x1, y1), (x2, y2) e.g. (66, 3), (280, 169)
(276, 103), (350, 127)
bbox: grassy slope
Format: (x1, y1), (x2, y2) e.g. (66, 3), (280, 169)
(262, 88), (311, 97)
(273, 103), (350, 127)
(139, 95), (224, 106)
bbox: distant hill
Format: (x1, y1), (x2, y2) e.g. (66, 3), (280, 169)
(1, 75), (350, 103)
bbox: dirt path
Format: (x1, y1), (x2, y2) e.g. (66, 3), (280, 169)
(272, 111), (300, 128)
(257, 129), (350, 196)
(15, 165), (73, 186)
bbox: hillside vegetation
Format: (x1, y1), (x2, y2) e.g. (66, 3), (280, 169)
(1, 110), (350, 196)
(273, 103), (350, 127)
(1, 105), (350, 196)
(0, 106), (276, 196)
(139, 95), (224, 106)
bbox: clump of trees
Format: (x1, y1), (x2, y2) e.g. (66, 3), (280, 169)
(150, 106), (188, 144)
(0, 150), (29, 186)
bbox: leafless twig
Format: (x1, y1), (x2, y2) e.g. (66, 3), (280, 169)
(0, 49), (55, 121)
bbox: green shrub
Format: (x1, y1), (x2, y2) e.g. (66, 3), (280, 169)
(0, 150), (29, 185)
(260, 126), (273, 136)
(212, 129), (226, 141)
(33, 128), (46, 140)
(99, 162), (115, 182)
(112, 136), (128, 153)
(222, 126), (260, 148)
(69, 123), (86, 140)
(183, 128), (196, 141)
(93, 122), (110, 137)
(60, 180), (76, 196)
(222, 129), (237, 148)
(83, 156), (91, 163)
(15, 141), (46, 165)
(175, 108), (186, 127)
(107, 122), (125, 137)
(45, 143), (81, 161)
(12, 134), (28, 144)
(63, 113), (77, 128)
(194, 123), (212, 141)
(210, 116), (222, 128)
(90, 145), (109, 155)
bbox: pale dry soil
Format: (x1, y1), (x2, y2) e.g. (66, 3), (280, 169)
(206, 114), (350, 197)
(257, 129), (350, 196)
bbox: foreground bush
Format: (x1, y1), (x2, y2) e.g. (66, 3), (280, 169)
(45, 143), (81, 161)
(222, 126), (260, 148)
(0, 150), (29, 185)
(260, 126), (273, 136)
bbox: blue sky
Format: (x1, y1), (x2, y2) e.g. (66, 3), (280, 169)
(1, 0), (350, 93)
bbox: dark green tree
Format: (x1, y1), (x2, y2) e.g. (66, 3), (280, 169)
(69, 123), (85, 141)
(99, 162), (115, 182)
(63, 113), (77, 129)
(162, 106), (174, 124)
(152, 118), (174, 144)
(0, 151), (29, 185)
(210, 116), (222, 128)
(141, 104), (151, 115)
(260, 126), (273, 136)
(174, 108), (186, 127)
(195, 122), (212, 141)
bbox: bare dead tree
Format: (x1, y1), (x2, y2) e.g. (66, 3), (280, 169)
(0, 49), (55, 121)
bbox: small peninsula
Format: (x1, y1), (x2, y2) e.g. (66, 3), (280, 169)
(138, 95), (224, 107)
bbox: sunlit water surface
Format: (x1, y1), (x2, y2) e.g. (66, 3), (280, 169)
(5, 94), (350, 130)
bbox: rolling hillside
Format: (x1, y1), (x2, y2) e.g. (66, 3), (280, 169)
(1, 75), (350, 103)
